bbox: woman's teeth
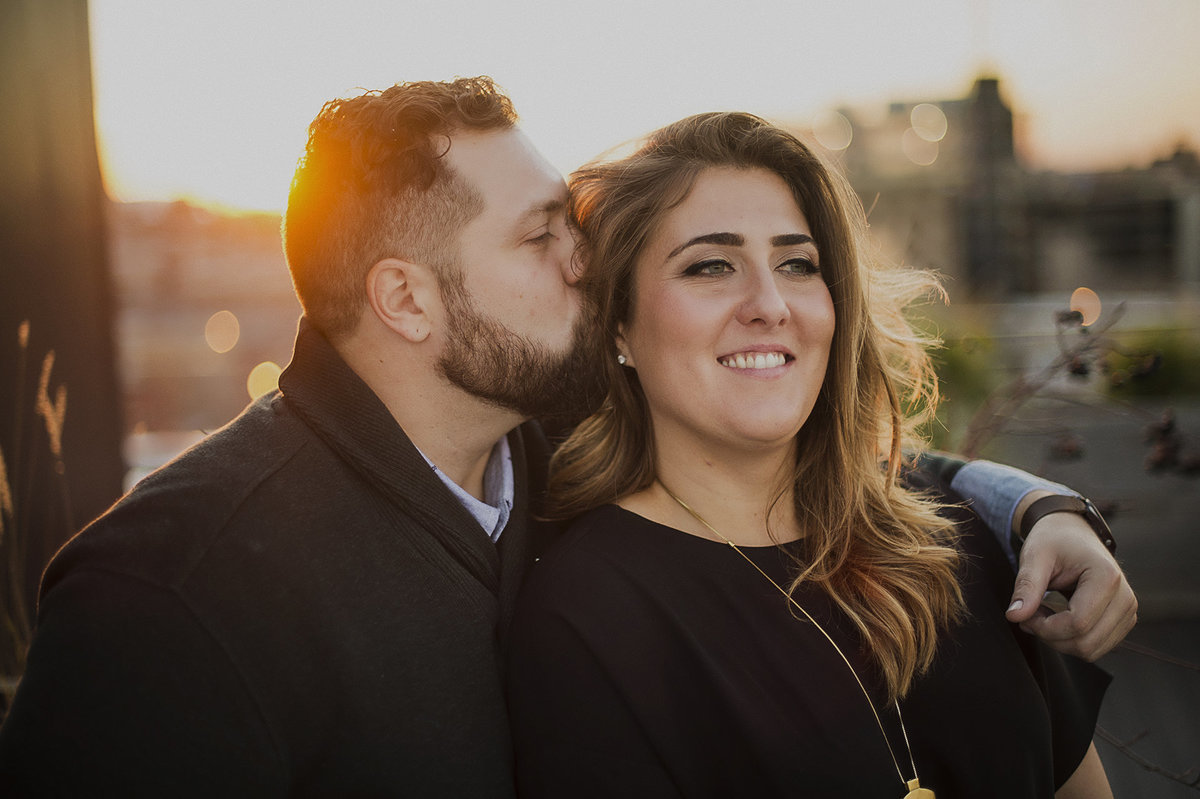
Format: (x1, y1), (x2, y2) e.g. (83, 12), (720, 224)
(720, 352), (787, 370)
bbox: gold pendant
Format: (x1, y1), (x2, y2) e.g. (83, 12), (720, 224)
(904, 778), (935, 798)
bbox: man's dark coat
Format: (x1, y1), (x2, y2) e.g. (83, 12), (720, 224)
(0, 319), (552, 797)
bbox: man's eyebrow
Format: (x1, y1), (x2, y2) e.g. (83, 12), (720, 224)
(667, 232), (743, 259)
(515, 198), (566, 227)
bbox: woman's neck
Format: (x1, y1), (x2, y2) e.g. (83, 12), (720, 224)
(619, 440), (801, 546)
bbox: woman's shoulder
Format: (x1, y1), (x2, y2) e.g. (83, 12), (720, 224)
(518, 503), (728, 616)
(511, 506), (689, 651)
(530, 504), (669, 584)
(544, 503), (646, 558)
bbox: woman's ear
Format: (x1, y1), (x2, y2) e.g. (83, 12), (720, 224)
(365, 258), (437, 343)
(614, 323), (635, 368)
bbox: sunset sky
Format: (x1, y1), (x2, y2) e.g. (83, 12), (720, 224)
(89, 0), (1200, 213)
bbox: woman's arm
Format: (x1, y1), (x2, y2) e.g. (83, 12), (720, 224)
(1056, 742), (1113, 799)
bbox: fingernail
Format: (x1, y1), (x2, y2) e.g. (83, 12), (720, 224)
(1007, 599), (1023, 613)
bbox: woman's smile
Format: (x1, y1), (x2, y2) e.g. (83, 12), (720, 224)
(717, 349), (792, 371)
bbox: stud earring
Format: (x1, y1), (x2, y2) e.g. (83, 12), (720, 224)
(617, 354), (627, 365)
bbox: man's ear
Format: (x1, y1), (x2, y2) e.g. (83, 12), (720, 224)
(365, 258), (438, 343)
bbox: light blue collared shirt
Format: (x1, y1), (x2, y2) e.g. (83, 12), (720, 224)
(950, 459), (1076, 567)
(418, 436), (515, 543)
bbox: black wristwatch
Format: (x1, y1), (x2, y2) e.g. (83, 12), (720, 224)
(1012, 495), (1116, 555)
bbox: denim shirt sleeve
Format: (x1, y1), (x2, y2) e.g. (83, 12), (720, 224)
(950, 460), (1077, 568)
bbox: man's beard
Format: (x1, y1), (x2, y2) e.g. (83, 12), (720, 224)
(436, 275), (604, 423)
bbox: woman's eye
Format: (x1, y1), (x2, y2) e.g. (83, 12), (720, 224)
(779, 257), (819, 275)
(685, 259), (733, 276)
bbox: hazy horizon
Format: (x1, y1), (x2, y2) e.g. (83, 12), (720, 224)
(90, 0), (1200, 214)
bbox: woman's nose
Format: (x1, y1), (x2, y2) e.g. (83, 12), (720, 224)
(735, 268), (790, 327)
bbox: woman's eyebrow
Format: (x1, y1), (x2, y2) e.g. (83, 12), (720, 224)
(771, 233), (816, 247)
(666, 232), (816, 259)
(667, 232), (743, 259)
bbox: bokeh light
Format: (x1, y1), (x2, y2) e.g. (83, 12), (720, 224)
(247, 361), (282, 400)
(205, 310), (240, 353)
(811, 110), (853, 151)
(901, 127), (939, 166)
(1070, 287), (1102, 326)
(910, 103), (948, 142)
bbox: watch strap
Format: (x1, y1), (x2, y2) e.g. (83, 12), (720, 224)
(1014, 494), (1117, 555)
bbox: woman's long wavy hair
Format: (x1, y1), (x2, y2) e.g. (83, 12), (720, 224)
(549, 112), (964, 702)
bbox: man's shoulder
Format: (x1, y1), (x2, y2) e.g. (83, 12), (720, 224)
(136, 393), (312, 498)
(42, 393), (342, 598)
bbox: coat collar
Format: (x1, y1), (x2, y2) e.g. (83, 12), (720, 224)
(278, 317), (515, 595)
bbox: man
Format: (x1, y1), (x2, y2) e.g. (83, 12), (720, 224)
(0, 77), (1134, 795)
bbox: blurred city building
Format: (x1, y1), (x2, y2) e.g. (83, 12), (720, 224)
(795, 77), (1200, 627)
(801, 76), (1200, 456)
(108, 200), (300, 485)
(806, 76), (1200, 299)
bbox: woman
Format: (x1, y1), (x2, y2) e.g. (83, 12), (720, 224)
(506, 112), (1111, 797)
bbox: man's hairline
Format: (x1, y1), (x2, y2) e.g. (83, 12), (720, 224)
(440, 122), (568, 233)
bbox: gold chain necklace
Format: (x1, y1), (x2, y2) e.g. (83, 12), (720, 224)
(659, 483), (935, 799)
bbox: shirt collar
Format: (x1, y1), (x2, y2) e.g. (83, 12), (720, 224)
(417, 436), (514, 543)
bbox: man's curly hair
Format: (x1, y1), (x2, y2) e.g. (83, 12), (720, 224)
(283, 77), (517, 339)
